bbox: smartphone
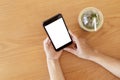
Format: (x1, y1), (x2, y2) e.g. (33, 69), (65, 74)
(43, 14), (72, 51)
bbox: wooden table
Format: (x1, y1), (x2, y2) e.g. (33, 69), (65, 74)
(0, 0), (120, 80)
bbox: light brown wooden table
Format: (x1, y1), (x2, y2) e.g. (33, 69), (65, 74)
(0, 0), (120, 80)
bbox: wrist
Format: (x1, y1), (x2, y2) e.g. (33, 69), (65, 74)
(47, 58), (60, 68)
(88, 50), (101, 61)
(47, 58), (59, 62)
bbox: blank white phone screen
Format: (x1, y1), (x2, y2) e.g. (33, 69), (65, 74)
(45, 18), (71, 49)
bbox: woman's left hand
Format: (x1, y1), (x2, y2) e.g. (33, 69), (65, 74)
(43, 37), (63, 60)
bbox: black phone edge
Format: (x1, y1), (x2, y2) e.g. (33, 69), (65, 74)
(56, 41), (73, 51)
(43, 13), (72, 51)
(43, 13), (62, 26)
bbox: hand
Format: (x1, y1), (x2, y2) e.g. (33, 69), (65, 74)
(64, 31), (96, 60)
(43, 37), (63, 60)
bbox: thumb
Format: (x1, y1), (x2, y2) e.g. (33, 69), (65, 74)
(64, 48), (76, 54)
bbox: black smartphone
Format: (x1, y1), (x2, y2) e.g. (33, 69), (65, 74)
(43, 14), (72, 51)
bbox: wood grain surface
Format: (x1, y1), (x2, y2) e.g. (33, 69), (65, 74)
(0, 0), (120, 80)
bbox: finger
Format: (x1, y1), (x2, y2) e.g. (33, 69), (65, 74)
(64, 48), (76, 54)
(43, 38), (47, 46)
(44, 37), (49, 42)
(69, 31), (74, 39)
(47, 38), (50, 43)
(69, 31), (78, 43)
(43, 37), (49, 49)
(46, 37), (49, 44)
(47, 38), (51, 46)
(68, 30), (74, 41)
(69, 30), (77, 39)
(68, 30), (79, 47)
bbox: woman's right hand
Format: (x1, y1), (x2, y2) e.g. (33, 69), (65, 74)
(64, 31), (96, 60)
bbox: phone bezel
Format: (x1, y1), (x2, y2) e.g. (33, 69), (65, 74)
(43, 13), (72, 51)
